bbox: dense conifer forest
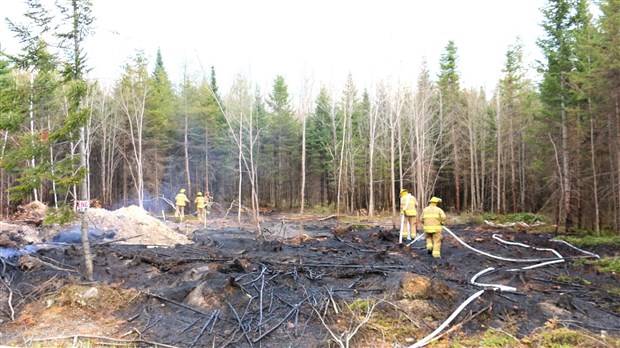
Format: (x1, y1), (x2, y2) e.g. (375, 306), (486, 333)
(1, 0), (619, 234)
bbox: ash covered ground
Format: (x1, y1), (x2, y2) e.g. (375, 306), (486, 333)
(0, 207), (619, 347)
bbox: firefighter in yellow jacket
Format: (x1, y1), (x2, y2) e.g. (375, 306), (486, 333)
(399, 188), (418, 240)
(175, 189), (190, 221)
(421, 197), (446, 258)
(194, 192), (207, 222)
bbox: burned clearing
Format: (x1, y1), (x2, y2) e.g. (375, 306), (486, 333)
(0, 209), (619, 347)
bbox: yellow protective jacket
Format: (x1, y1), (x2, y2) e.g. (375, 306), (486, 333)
(421, 204), (446, 233)
(400, 193), (418, 217)
(175, 193), (190, 207)
(194, 196), (206, 209)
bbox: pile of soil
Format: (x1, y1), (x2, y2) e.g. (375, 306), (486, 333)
(12, 201), (47, 225)
(85, 205), (191, 246)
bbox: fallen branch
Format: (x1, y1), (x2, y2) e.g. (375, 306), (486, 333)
(1, 276), (15, 321)
(93, 234), (143, 246)
(29, 334), (178, 348)
(318, 215), (339, 222)
(227, 301), (253, 347)
(21, 254), (78, 273)
(145, 291), (210, 316)
(191, 310), (219, 347)
(253, 298), (307, 344)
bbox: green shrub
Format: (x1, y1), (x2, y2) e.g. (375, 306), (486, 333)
(539, 327), (586, 347)
(42, 205), (76, 225)
(309, 203), (335, 214)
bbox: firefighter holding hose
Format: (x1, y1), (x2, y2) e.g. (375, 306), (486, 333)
(421, 196), (446, 258)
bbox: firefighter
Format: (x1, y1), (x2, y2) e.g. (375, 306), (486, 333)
(421, 196), (446, 258)
(399, 188), (418, 240)
(175, 189), (190, 221)
(194, 191), (207, 222)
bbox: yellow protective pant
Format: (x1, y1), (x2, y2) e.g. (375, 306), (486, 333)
(401, 215), (417, 239)
(197, 207), (206, 221)
(425, 230), (442, 258)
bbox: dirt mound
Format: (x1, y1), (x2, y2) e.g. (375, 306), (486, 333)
(12, 200), (47, 225)
(85, 205), (191, 246)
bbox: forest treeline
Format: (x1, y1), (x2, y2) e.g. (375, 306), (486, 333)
(1, 0), (619, 234)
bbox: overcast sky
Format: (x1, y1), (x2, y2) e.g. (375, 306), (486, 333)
(1, 0), (546, 95)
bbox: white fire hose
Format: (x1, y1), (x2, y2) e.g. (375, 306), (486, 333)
(406, 226), (600, 348)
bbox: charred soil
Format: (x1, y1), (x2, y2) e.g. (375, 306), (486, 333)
(0, 209), (619, 347)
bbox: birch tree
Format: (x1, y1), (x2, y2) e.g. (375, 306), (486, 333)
(117, 52), (149, 208)
(411, 61), (443, 207)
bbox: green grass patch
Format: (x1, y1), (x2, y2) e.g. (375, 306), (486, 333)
(591, 257), (620, 273)
(571, 257), (620, 275)
(560, 234), (620, 248)
(454, 328), (519, 347)
(480, 212), (547, 224)
(480, 328), (519, 347)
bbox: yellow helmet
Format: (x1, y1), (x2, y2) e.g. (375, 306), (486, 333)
(429, 196), (442, 204)
(197, 192), (202, 196)
(180, 189), (185, 193)
(399, 189), (408, 197)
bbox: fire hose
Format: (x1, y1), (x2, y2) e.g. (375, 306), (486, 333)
(405, 226), (600, 348)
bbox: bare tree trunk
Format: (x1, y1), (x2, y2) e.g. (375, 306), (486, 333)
(389, 110), (396, 218)
(1, 130), (9, 217)
(336, 104), (347, 215)
(79, 124), (93, 281)
(28, 73), (38, 201)
(561, 96), (573, 233)
(205, 122), (210, 195)
(451, 125), (461, 214)
(47, 118), (58, 208)
(368, 93), (380, 217)
(182, 72), (192, 199)
(298, 77), (312, 215)
(614, 92), (620, 233)
(588, 98), (600, 234)
(509, 105), (517, 212)
(496, 95), (502, 214)
(237, 109), (243, 223)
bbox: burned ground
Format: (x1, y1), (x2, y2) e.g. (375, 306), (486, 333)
(0, 212), (619, 347)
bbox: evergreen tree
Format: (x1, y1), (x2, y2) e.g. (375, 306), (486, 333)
(538, 0), (591, 232)
(3, 0), (64, 203)
(592, 0), (620, 232)
(146, 49), (175, 210)
(263, 75), (298, 208)
(307, 87), (335, 205)
(437, 40), (463, 213)
(199, 66), (232, 201)
(56, 0), (95, 280)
